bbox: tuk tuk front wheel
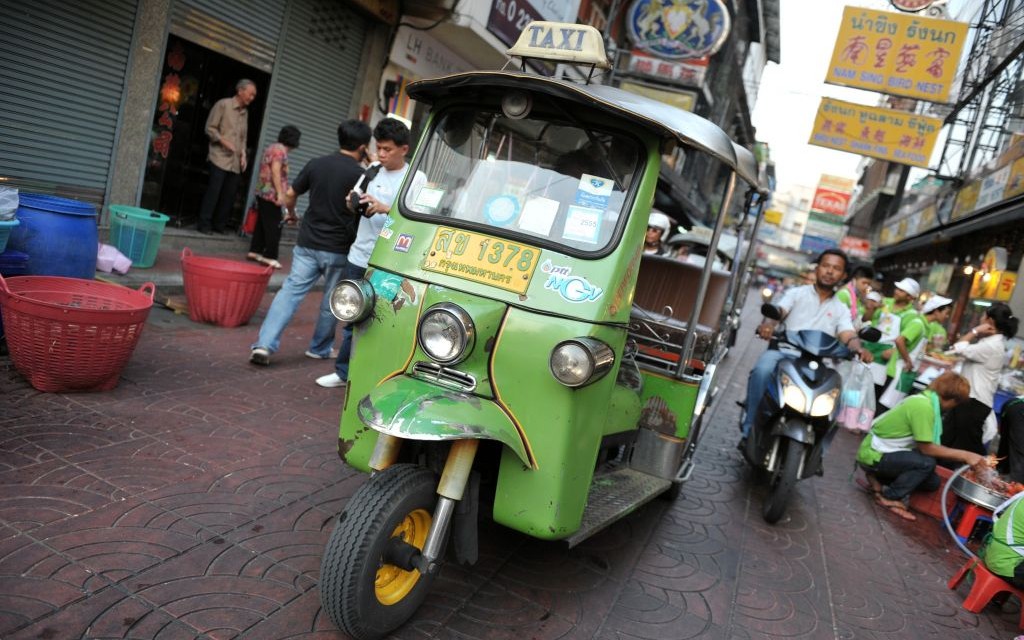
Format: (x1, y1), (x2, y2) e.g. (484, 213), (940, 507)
(320, 464), (440, 640)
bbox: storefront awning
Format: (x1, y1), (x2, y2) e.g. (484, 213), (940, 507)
(874, 194), (1024, 259)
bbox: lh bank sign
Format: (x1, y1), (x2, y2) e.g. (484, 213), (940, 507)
(626, 0), (731, 60)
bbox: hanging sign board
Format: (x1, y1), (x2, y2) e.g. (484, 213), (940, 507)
(625, 0), (731, 59)
(825, 6), (968, 103)
(808, 97), (942, 168)
(627, 51), (708, 87)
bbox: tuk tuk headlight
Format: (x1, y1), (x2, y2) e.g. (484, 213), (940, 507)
(810, 388), (840, 417)
(330, 280), (375, 323)
(550, 338), (614, 388)
(780, 373), (807, 413)
(418, 303), (475, 365)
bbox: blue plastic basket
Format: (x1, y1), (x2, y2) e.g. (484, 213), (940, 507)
(108, 205), (170, 269)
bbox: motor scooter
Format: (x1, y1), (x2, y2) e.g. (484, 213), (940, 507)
(741, 304), (879, 523)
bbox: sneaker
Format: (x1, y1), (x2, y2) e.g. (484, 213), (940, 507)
(249, 347), (270, 366)
(304, 350), (335, 360)
(316, 373), (347, 388)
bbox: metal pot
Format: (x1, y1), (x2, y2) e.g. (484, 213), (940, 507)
(950, 473), (1009, 511)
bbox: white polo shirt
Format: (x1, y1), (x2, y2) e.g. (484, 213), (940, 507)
(777, 284), (855, 336)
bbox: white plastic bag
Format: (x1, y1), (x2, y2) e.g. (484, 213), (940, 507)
(838, 361), (876, 432)
(0, 186), (17, 220)
(96, 242), (132, 274)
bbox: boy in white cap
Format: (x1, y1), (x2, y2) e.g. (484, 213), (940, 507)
(645, 210), (672, 256)
(878, 277), (924, 410)
(921, 294), (953, 354)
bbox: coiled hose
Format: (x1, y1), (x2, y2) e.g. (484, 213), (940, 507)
(940, 464), (976, 559)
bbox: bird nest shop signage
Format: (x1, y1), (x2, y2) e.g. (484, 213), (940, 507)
(626, 0), (731, 60)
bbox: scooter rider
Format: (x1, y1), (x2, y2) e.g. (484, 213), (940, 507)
(740, 249), (874, 444)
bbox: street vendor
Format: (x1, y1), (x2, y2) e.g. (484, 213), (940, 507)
(997, 396), (1024, 483)
(857, 372), (985, 521)
(865, 277), (920, 403)
(983, 491), (1024, 588)
(923, 295), (953, 355)
(878, 279), (928, 411)
(942, 302), (1019, 456)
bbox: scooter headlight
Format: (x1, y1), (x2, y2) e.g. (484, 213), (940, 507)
(810, 388), (840, 417)
(780, 373), (807, 414)
(418, 303), (475, 365)
(550, 338), (614, 388)
(329, 279), (375, 323)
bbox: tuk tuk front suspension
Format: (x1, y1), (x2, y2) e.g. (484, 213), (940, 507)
(381, 439), (479, 576)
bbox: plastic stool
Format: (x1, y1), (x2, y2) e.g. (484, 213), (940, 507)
(954, 503), (995, 543)
(948, 557), (1024, 627)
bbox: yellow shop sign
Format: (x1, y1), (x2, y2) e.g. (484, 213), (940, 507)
(826, 6), (968, 103)
(808, 97), (941, 168)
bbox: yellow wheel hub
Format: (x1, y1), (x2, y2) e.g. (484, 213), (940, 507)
(375, 508), (431, 605)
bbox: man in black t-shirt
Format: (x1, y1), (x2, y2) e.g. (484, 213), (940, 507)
(249, 119), (371, 366)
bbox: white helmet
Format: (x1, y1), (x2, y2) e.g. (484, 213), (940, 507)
(647, 211), (672, 241)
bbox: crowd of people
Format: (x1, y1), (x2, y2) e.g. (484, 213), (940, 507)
(744, 248), (1024, 585)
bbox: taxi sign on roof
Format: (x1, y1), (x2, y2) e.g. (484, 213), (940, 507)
(507, 21), (611, 69)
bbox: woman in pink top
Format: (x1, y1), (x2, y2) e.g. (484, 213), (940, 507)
(247, 125), (301, 268)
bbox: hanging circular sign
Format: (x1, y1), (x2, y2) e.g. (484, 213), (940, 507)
(626, 0), (731, 60)
(890, 0), (937, 11)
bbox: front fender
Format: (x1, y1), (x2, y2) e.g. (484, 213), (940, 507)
(357, 375), (533, 467)
(770, 415), (815, 445)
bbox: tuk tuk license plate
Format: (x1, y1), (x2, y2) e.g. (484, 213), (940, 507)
(422, 227), (540, 295)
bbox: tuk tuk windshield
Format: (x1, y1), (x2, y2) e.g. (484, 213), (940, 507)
(403, 108), (642, 254)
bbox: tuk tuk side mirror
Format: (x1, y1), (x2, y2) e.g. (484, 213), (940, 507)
(761, 303), (782, 321)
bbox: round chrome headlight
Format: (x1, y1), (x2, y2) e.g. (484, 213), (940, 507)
(418, 303), (475, 364)
(329, 280), (375, 323)
(550, 338), (614, 388)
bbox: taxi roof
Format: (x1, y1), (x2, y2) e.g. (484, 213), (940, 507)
(406, 71), (765, 193)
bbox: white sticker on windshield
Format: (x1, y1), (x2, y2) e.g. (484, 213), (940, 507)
(517, 197), (560, 236)
(576, 174), (613, 209)
(413, 187), (445, 210)
(563, 205), (602, 244)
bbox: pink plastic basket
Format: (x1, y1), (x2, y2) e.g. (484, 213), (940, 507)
(0, 274), (155, 392)
(180, 247), (272, 328)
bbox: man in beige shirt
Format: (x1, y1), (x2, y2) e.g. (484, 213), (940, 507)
(198, 79), (256, 234)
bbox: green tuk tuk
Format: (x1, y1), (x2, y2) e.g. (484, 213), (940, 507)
(318, 21), (767, 639)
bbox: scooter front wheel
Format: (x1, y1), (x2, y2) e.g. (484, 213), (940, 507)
(762, 438), (804, 524)
(320, 464), (440, 640)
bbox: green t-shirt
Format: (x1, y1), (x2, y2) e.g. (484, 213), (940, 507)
(885, 312), (927, 377)
(835, 286), (864, 320)
(856, 391), (939, 466)
(927, 321), (948, 351)
(986, 497), (1024, 578)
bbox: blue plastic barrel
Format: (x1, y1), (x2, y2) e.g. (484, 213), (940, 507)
(9, 193), (98, 278)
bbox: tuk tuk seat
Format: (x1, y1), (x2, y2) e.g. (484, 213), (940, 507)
(629, 255), (730, 369)
(633, 255), (730, 328)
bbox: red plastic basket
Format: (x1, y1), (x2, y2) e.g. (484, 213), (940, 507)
(0, 274), (155, 392)
(180, 247), (272, 328)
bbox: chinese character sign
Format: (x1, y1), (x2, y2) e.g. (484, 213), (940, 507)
(826, 6), (967, 103)
(808, 97), (942, 168)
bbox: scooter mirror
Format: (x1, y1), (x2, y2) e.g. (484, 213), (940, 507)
(858, 326), (882, 343)
(761, 303), (782, 320)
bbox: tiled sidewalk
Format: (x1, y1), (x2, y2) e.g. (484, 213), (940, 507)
(0, 291), (1019, 639)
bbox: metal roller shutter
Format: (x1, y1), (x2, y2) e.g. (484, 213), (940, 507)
(0, 0), (138, 205)
(170, 0), (286, 72)
(255, 0), (368, 210)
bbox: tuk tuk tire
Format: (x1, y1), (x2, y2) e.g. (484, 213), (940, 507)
(762, 438), (804, 524)
(320, 464), (440, 640)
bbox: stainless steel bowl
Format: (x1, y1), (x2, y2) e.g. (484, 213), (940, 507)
(950, 473), (1009, 511)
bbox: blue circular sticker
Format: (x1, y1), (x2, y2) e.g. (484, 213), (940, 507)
(483, 195), (520, 227)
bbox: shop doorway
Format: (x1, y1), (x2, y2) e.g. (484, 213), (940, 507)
(141, 35), (269, 229)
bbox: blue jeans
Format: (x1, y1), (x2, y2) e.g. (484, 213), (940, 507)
(742, 349), (787, 437)
(870, 449), (939, 501)
(253, 245), (347, 354)
(333, 263), (367, 380)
